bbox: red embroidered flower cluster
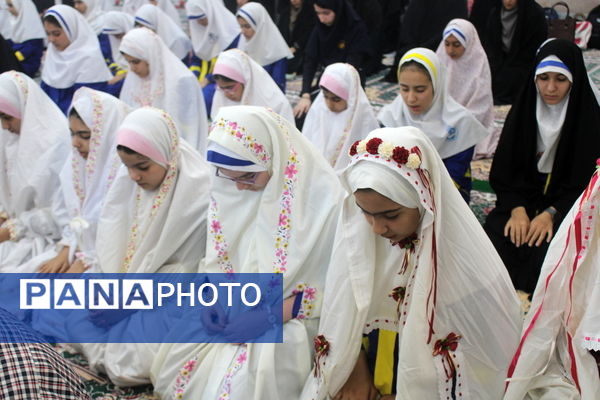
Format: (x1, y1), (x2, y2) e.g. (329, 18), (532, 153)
(349, 137), (422, 169)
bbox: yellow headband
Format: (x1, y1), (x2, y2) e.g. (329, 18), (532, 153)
(398, 52), (438, 80)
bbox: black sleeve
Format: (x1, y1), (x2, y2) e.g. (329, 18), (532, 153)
(302, 29), (319, 94)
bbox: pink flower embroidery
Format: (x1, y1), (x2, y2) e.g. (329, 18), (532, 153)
(284, 164), (298, 179)
(211, 220), (221, 232)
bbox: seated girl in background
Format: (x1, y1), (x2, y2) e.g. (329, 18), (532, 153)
(0, 71), (70, 270)
(119, 27), (208, 153)
(302, 62), (378, 171)
(73, 0), (110, 63)
(23, 87), (130, 274)
(235, 2), (292, 92)
(484, 38), (600, 294)
(41, 5), (116, 113)
(151, 105), (345, 399)
(378, 48), (489, 202)
(436, 18), (496, 160)
(123, 0), (182, 28)
(73, 106), (212, 386)
(210, 49), (294, 123)
(102, 11), (134, 83)
(4, 0), (45, 77)
(185, 0), (240, 85)
(301, 126), (521, 400)
(134, 4), (196, 67)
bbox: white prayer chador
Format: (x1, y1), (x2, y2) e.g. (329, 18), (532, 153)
(185, 0), (239, 61)
(20, 87), (130, 273)
(74, 107), (211, 387)
(41, 5), (112, 89)
(211, 49), (294, 122)
(123, 0), (181, 27)
(102, 11), (134, 71)
(236, 2), (292, 66)
(0, 9), (11, 39)
(504, 169), (600, 399)
(301, 127), (521, 399)
(7, 0), (45, 43)
(302, 63), (378, 171)
(151, 106), (345, 399)
(0, 71), (70, 269)
(78, 0), (105, 35)
(134, 4), (192, 60)
(377, 48), (489, 159)
(435, 19), (495, 159)
(119, 28), (208, 153)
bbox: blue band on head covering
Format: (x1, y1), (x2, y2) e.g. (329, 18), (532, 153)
(45, 9), (72, 37)
(237, 8), (256, 26)
(188, 13), (206, 19)
(443, 27), (466, 42)
(207, 150), (255, 166)
(536, 59), (570, 73)
(135, 16), (154, 28)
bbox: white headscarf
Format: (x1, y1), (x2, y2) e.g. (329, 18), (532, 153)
(0, 71), (70, 217)
(59, 87), (130, 262)
(78, 0), (105, 35)
(535, 55), (572, 174)
(302, 63), (379, 171)
(505, 168), (600, 400)
(436, 19), (493, 133)
(211, 49), (294, 123)
(41, 5), (112, 89)
(134, 4), (192, 60)
(302, 127), (521, 399)
(123, 0), (181, 27)
(377, 48), (489, 159)
(0, 9), (11, 39)
(236, 2), (292, 66)
(119, 27), (208, 153)
(102, 11), (134, 70)
(96, 107), (211, 273)
(7, 0), (45, 43)
(185, 0), (239, 61)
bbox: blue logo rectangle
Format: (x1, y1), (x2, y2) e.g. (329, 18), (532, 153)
(0, 273), (283, 344)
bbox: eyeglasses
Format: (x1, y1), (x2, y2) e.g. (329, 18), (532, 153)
(215, 168), (259, 185)
(216, 81), (241, 94)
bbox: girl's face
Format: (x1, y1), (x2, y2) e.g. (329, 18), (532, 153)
(73, 0), (87, 14)
(314, 4), (335, 26)
(216, 167), (271, 191)
(118, 150), (168, 191)
(0, 112), (21, 134)
(444, 34), (465, 59)
(44, 21), (70, 51)
(321, 87), (347, 113)
(237, 17), (255, 40)
(354, 189), (421, 244)
(5, 0), (18, 17)
(536, 71), (571, 105)
(398, 65), (434, 115)
(502, 0), (517, 10)
(69, 115), (91, 159)
(123, 53), (150, 78)
(197, 17), (208, 26)
(216, 78), (244, 102)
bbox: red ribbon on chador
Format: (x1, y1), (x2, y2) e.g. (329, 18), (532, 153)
(432, 332), (462, 379)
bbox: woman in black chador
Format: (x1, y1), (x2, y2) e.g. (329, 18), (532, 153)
(485, 39), (600, 294)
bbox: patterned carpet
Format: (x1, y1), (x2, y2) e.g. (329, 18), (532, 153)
(58, 49), (600, 399)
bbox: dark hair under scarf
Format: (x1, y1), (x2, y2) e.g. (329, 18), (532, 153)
(489, 39), (600, 216)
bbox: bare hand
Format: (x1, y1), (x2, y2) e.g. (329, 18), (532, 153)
(66, 259), (88, 274)
(333, 350), (379, 400)
(504, 207), (530, 247)
(108, 73), (127, 85)
(0, 227), (10, 244)
(38, 246), (71, 273)
(293, 97), (311, 118)
(525, 211), (554, 247)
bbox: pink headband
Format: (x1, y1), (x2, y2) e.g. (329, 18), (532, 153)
(0, 98), (21, 119)
(213, 63), (246, 84)
(320, 73), (349, 101)
(117, 128), (168, 166)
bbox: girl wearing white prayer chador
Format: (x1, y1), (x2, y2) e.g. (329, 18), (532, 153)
(119, 27), (208, 154)
(210, 49), (294, 123)
(18, 87), (130, 274)
(150, 105), (345, 399)
(0, 71), (70, 270)
(123, 0), (181, 28)
(301, 127), (521, 399)
(302, 62), (378, 171)
(73, 106), (212, 387)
